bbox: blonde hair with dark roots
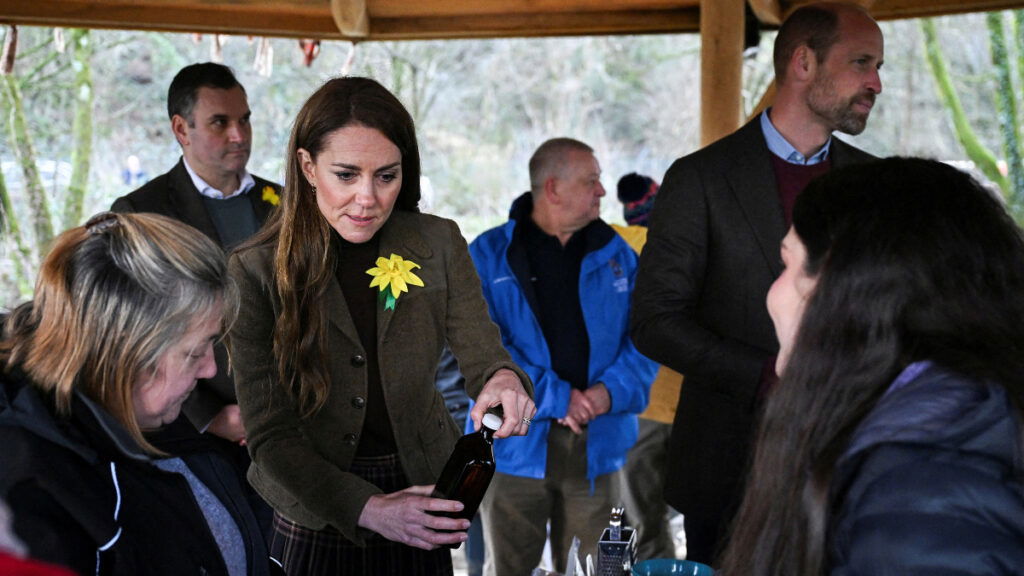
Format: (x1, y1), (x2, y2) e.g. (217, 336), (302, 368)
(1, 212), (237, 454)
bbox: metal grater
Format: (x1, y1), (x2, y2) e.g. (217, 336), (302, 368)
(596, 507), (636, 576)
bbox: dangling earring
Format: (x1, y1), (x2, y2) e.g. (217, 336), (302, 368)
(310, 184), (317, 194)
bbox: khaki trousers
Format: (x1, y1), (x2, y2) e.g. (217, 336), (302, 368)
(481, 425), (617, 576)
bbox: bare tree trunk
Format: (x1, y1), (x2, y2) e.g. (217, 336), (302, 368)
(1013, 11), (1024, 194)
(63, 28), (93, 229)
(0, 39), (34, 297)
(921, 19), (1010, 193)
(3, 76), (54, 251)
(0, 159), (33, 296)
(987, 12), (1024, 211)
(900, 21), (917, 151)
(2, 26), (55, 252)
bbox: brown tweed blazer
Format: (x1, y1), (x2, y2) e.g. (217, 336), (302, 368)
(228, 210), (530, 545)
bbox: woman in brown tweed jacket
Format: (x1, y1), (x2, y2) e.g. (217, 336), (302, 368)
(228, 77), (534, 576)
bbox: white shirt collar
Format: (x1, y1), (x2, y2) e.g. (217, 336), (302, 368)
(182, 157), (255, 200)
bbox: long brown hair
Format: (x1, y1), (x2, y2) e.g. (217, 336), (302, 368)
(718, 158), (1024, 574)
(242, 77), (421, 416)
(1, 212), (234, 453)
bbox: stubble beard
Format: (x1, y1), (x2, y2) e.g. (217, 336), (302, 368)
(807, 79), (873, 136)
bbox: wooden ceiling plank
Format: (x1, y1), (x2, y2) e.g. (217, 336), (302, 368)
(3, 0), (1024, 41)
(872, 0), (1024, 20)
(779, 0), (1024, 21)
(1, 1), (700, 39)
(369, 9), (701, 40)
(1, 0), (342, 38)
(331, 0), (370, 37)
(369, 0), (698, 18)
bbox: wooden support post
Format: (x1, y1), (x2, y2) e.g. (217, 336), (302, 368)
(331, 0), (370, 38)
(699, 0), (744, 146)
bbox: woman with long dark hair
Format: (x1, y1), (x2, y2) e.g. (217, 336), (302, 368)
(228, 77), (534, 575)
(718, 157), (1024, 574)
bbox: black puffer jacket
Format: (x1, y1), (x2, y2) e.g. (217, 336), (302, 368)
(0, 367), (280, 576)
(829, 362), (1024, 575)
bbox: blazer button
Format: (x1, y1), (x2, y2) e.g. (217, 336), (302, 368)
(343, 433), (358, 445)
(351, 396), (366, 409)
(351, 354), (366, 367)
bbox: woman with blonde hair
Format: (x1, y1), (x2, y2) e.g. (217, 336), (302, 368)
(229, 76), (535, 575)
(0, 212), (279, 576)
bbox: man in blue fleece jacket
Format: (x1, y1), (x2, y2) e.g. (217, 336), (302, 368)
(469, 138), (657, 576)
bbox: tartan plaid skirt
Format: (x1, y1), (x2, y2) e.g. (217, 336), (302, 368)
(269, 453), (454, 576)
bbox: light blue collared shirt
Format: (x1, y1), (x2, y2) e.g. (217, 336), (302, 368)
(760, 109), (832, 165)
(182, 157), (255, 200)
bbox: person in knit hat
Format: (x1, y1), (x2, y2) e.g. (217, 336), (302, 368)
(617, 172), (659, 227)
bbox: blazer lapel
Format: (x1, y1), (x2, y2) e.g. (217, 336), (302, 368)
(166, 160), (222, 244)
(723, 120), (787, 278)
(325, 276), (364, 347)
(375, 212), (433, 343)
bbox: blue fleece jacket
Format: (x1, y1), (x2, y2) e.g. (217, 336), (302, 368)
(468, 193), (657, 481)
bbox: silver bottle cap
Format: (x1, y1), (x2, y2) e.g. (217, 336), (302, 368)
(482, 413), (502, 431)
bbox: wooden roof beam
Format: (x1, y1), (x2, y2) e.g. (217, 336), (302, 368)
(1, 0), (343, 39)
(0, 1), (700, 40)
(761, 0), (1023, 24)
(872, 0), (1021, 20)
(6, 0), (1024, 42)
(369, 9), (701, 40)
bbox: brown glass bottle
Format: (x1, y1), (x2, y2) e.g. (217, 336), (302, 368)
(430, 412), (501, 545)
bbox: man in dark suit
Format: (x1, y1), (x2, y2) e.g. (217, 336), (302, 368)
(630, 2), (883, 564)
(112, 62), (280, 446)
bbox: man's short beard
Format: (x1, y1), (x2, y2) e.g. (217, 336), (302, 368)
(834, 106), (869, 135)
(807, 80), (872, 136)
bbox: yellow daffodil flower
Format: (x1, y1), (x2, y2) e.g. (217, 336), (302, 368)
(262, 186), (280, 206)
(366, 253), (425, 310)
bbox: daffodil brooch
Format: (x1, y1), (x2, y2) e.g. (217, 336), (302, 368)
(366, 253), (425, 310)
(261, 185), (280, 206)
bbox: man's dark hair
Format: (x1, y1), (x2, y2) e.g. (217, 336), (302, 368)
(166, 62), (244, 123)
(772, 4), (843, 82)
